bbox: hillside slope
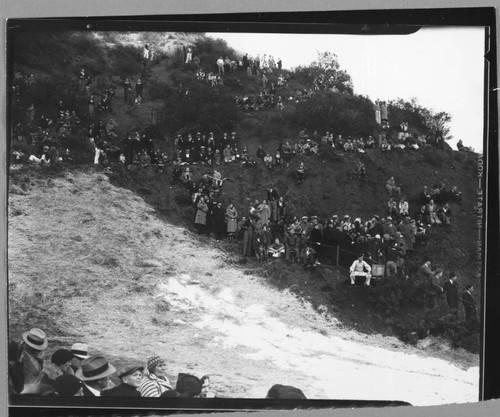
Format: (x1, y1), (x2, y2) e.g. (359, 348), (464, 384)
(9, 30), (481, 352)
(7, 167), (478, 404)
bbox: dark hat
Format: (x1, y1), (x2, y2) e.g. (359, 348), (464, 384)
(51, 349), (74, 366)
(22, 328), (48, 351)
(161, 389), (180, 398)
(118, 365), (144, 379)
(176, 373), (202, 397)
(75, 354), (116, 381)
(53, 374), (82, 396)
(266, 384), (306, 400)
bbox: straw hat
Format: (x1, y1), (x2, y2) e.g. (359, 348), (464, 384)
(70, 343), (89, 360)
(22, 328), (48, 350)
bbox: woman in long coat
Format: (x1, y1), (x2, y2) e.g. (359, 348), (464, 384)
(194, 197), (208, 233)
(259, 200), (271, 225)
(226, 203), (238, 238)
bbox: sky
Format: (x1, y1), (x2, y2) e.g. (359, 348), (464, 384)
(208, 28), (485, 152)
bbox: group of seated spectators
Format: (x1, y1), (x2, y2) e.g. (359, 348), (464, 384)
(13, 96), (86, 165)
(312, 73), (342, 92)
(10, 328), (306, 399)
(169, 131), (257, 168)
(234, 89), (285, 112)
(116, 131), (166, 170)
(195, 69), (225, 87)
(419, 182), (462, 206)
(413, 183), (462, 227)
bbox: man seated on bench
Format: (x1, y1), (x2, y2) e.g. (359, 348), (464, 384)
(268, 238), (285, 258)
(349, 253), (372, 286)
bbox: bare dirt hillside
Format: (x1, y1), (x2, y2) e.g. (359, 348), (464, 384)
(8, 168), (478, 405)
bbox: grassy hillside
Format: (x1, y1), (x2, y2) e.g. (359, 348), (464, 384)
(9, 31), (481, 352)
(8, 167), (478, 392)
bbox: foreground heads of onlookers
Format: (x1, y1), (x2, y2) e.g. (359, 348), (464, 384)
(10, 328), (315, 400)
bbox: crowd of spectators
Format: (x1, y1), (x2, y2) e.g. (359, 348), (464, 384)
(161, 128), (465, 294)
(167, 140), (463, 280)
(9, 328), (307, 399)
(195, 69), (225, 88)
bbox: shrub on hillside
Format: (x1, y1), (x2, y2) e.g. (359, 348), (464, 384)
(452, 150), (467, 163)
(191, 37), (238, 73)
(224, 76), (243, 91)
(62, 133), (94, 164)
(291, 51), (354, 95)
(288, 92), (378, 137)
(369, 276), (479, 353)
(368, 277), (427, 316)
(158, 83), (240, 135)
(388, 98), (453, 143)
(422, 148), (447, 167)
(14, 32), (66, 72)
(107, 44), (143, 79)
(147, 78), (175, 101)
(20, 78), (79, 115)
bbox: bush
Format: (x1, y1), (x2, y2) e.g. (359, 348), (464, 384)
(62, 133), (94, 164)
(158, 83), (240, 135)
(147, 78), (175, 101)
(422, 149), (447, 167)
(107, 44), (143, 79)
(368, 277), (428, 316)
(224, 76), (243, 91)
(289, 92), (378, 137)
(192, 37), (238, 73)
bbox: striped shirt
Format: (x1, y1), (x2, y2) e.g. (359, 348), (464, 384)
(139, 372), (173, 397)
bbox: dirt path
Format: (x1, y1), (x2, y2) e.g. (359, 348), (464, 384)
(8, 170), (478, 405)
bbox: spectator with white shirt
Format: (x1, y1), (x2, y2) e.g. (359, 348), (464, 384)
(349, 253), (372, 286)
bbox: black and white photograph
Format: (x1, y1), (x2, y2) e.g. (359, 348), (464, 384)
(4, 9), (498, 414)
